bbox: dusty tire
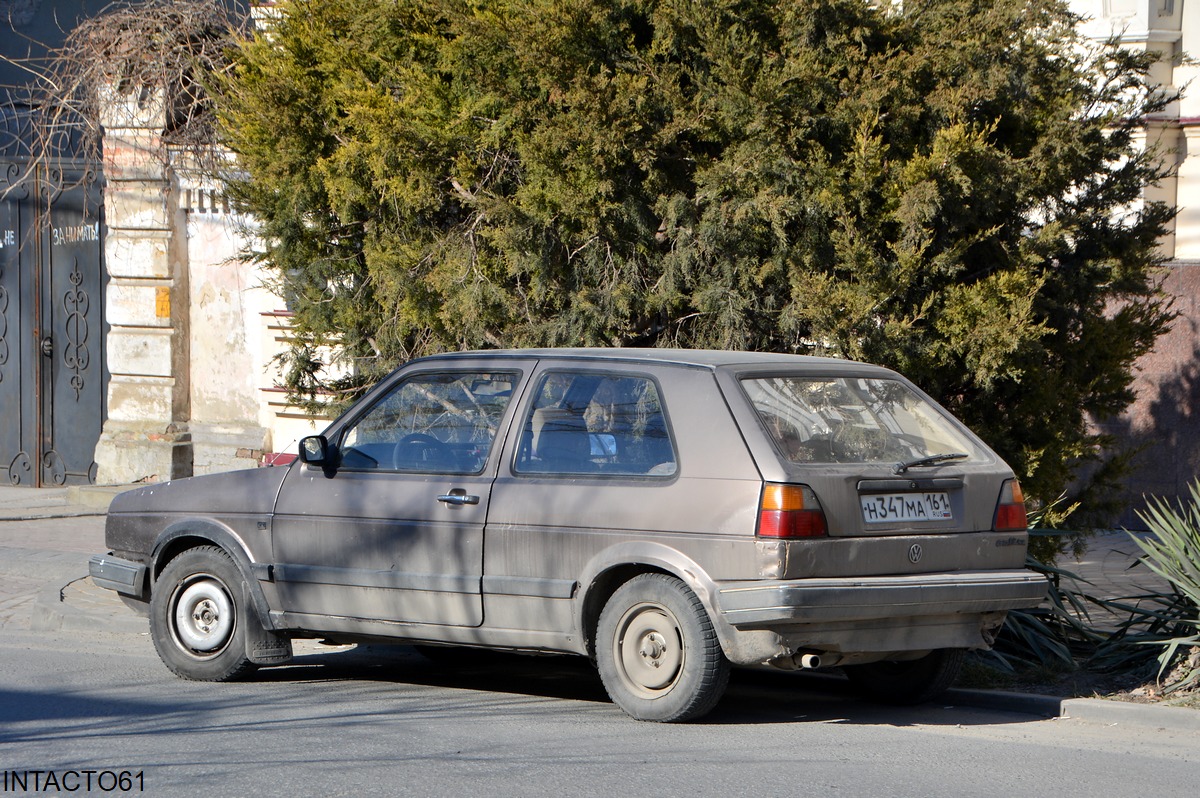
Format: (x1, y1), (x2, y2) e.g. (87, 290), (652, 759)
(150, 546), (258, 682)
(843, 648), (964, 705)
(595, 573), (730, 722)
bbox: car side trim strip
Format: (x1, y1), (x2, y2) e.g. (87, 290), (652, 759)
(482, 575), (578, 599)
(271, 564), (479, 594)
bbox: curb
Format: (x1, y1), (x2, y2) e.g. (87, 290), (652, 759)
(1060, 696), (1200, 732)
(943, 687), (1199, 733)
(943, 688), (1062, 718)
(68, 485), (129, 510)
(0, 510), (108, 521)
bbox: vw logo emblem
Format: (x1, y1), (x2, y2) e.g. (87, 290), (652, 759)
(908, 543), (923, 564)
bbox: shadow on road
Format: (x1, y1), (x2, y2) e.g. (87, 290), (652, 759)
(0, 642), (1044, 746)
(250, 643), (1042, 728)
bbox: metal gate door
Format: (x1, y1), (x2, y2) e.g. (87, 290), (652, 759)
(0, 114), (106, 487)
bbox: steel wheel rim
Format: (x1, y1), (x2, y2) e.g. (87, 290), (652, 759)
(613, 601), (685, 698)
(171, 574), (235, 656)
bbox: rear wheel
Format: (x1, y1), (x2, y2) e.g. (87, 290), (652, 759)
(595, 573), (729, 722)
(843, 648), (964, 705)
(150, 546), (257, 682)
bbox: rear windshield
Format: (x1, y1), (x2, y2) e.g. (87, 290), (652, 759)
(742, 376), (987, 466)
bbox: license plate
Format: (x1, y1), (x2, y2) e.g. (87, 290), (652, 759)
(861, 492), (953, 523)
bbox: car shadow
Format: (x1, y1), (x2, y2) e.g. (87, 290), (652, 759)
(253, 643), (1046, 727)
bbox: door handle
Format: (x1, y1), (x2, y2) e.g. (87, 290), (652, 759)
(41, 336), (53, 357)
(437, 490), (480, 506)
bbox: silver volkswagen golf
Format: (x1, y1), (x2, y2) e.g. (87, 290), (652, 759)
(91, 349), (1046, 721)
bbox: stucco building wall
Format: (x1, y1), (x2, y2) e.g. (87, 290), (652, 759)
(178, 177), (270, 473)
(1072, 0), (1199, 525)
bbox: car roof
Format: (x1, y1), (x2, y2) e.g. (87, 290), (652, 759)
(411, 347), (891, 373)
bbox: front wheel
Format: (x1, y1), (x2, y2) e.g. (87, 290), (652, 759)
(150, 546), (258, 682)
(843, 648), (965, 705)
(595, 573), (730, 722)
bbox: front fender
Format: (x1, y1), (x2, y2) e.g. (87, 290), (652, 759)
(150, 520), (278, 631)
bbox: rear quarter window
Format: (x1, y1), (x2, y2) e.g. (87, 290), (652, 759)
(514, 371), (677, 477)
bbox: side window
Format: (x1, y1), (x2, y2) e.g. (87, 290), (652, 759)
(515, 371), (677, 477)
(339, 371), (518, 473)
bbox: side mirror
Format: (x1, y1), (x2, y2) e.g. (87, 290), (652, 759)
(298, 435), (331, 466)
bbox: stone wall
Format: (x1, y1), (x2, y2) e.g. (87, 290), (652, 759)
(94, 86), (325, 484)
(1095, 262), (1200, 528)
(93, 87), (192, 483)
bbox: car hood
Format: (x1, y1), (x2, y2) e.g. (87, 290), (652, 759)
(107, 465), (292, 517)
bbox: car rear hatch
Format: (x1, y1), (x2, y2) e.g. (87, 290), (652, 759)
(717, 365), (1026, 540)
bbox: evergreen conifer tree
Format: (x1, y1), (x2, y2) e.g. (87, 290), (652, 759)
(216, 0), (1175, 513)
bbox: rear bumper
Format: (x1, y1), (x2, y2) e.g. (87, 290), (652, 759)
(717, 569), (1048, 628)
(89, 554), (148, 599)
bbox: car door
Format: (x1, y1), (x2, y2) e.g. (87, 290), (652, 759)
(480, 362), (765, 641)
(269, 361), (532, 627)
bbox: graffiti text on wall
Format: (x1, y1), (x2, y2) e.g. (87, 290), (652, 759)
(52, 223), (101, 247)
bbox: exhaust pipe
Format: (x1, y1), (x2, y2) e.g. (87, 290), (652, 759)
(768, 650), (838, 671)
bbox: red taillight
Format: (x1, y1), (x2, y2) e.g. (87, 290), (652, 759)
(993, 479), (1028, 532)
(758, 484), (828, 538)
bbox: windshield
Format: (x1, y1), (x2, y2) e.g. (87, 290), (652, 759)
(741, 376), (988, 466)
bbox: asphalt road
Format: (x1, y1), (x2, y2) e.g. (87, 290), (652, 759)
(2, 626), (1198, 798)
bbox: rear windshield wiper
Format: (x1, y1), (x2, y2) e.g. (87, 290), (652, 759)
(893, 452), (969, 475)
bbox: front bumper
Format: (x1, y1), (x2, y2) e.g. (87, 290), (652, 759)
(89, 554), (148, 599)
(717, 569), (1048, 628)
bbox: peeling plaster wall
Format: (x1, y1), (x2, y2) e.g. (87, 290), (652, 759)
(99, 140), (331, 481)
(94, 89), (280, 482)
(177, 168), (272, 473)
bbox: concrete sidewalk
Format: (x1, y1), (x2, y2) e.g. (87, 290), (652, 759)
(0, 483), (1196, 732)
(0, 483), (119, 519)
(0, 484), (144, 635)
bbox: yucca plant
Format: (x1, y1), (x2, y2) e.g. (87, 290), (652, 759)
(977, 527), (1177, 683)
(1132, 481), (1200, 694)
(972, 487), (1200, 696)
(983, 533), (1132, 674)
